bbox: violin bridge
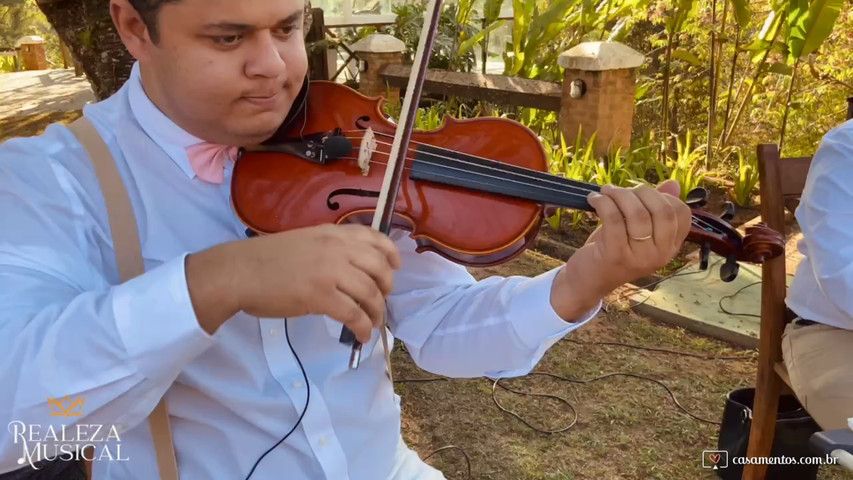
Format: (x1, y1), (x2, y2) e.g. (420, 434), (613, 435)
(357, 128), (376, 176)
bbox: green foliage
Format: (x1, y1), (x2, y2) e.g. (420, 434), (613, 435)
(414, 103), (449, 130)
(785, 0), (845, 64)
(731, 148), (760, 207)
(665, 0), (699, 36)
(502, 0), (651, 80)
(730, 0), (753, 28)
(387, 1), (491, 72)
(544, 127), (660, 231)
(654, 130), (706, 201)
(0, 56), (15, 72)
(544, 133), (585, 229)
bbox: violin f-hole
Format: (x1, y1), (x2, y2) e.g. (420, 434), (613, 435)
(355, 115), (372, 130)
(326, 188), (381, 210)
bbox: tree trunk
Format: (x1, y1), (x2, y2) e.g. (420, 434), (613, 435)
(36, 0), (316, 101)
(36, 0), (134, 101)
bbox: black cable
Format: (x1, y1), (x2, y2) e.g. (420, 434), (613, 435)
(395, 377), (472, 478)
(489, 376), (578, 433)
(564, 338), (755, 361)
(421, 445), (472, 480)
(396, 377), (448, 383)
(718, 281), (762, 318)
(245, 318), (310, 480)
(604, 264), (712, 313)
(491, 371), (721, 430)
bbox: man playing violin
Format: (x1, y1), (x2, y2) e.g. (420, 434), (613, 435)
(0, 0), (692, 478)
(783, 117), (853, 431)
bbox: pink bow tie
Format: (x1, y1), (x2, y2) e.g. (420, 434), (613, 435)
(185, 143), (239, 184)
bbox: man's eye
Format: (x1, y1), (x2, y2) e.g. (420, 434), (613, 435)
(213, 35), (242, 45)
(274, 26), (296, 37)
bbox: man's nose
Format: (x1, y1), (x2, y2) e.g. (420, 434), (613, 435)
(245, 32), (287, 79)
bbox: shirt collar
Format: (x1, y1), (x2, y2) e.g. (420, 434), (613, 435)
(127, 62), (202, 179)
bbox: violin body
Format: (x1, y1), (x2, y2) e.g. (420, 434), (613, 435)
(232, 80), (549, 266)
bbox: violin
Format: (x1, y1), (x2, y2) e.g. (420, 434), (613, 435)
(232, 79), (784, 273)
(230, 0), (784, 369)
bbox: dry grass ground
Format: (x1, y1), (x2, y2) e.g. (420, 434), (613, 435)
(395, 251), (853, 480)
(4, 111), (851, 480)
(0, 110), (81, 143)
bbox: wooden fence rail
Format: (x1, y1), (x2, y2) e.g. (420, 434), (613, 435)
(379, 64), (562, 112)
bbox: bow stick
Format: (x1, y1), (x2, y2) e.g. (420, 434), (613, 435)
(339, 0), (445, 375)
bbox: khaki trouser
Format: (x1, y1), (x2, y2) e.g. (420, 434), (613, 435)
(782, 321), (853, 430)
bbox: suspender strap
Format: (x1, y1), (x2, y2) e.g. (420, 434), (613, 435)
(67, 116), (179, 480)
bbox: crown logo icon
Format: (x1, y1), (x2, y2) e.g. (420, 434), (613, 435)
(47, 396), (85, 417)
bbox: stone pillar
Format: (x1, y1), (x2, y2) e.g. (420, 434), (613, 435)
(349, 34), (406, 101)
(558, 42), (645, 158)
(16, 35), (48, 71)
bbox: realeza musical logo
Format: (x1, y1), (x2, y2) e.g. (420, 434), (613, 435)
(6, 396), (130, 469)
(47, 396), (85, 417)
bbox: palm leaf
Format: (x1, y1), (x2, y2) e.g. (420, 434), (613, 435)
(787, 0), (844, 63)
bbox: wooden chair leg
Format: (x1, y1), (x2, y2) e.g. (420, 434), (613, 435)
(743, 363), (783, 479)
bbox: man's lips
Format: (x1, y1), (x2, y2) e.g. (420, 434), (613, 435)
(242, 92), (280, 108)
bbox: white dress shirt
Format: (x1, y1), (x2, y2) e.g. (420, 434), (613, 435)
(787, 119), (853, 331)
(0, 62), (598, 479)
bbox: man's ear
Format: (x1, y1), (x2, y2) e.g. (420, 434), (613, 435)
(110, 0), (152, 61)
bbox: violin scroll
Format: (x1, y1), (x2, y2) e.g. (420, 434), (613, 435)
(685, 188), (785, 282)
(742, 223), (786, 263)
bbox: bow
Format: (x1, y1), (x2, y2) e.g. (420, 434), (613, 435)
(339, 0), (446, 380)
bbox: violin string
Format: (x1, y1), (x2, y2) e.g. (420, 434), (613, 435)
(339, 132), (733, 232)
(344, 141), (603, 203)
(334, 154), (714, 234)
(338, 153), (717, 235)
(342, 134), (596, 194)
(349, 150), (600, 208)
(341, 135), (726, 233)
(339, 142), (725, 235)
(342, 129), (560, 175)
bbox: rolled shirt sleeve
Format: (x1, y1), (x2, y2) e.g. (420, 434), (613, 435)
(112, 252), (215, 380)
(386, 231), (599, 379)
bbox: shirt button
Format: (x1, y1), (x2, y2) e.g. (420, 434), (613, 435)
(318, 437), (328, 447)
(269, 328), (279, 336)
(292, 380), (303, 388)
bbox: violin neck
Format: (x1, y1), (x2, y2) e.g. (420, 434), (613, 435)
(409, 144), (600, 212)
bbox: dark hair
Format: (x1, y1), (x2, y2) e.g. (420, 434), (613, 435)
(127, 0), (181, 43)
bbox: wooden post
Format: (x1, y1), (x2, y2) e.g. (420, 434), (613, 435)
(847, 96), (853, 121)
(349, 34), (406, 102)
(17, 36), (49, 70)
(557, 42), (645, 159)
